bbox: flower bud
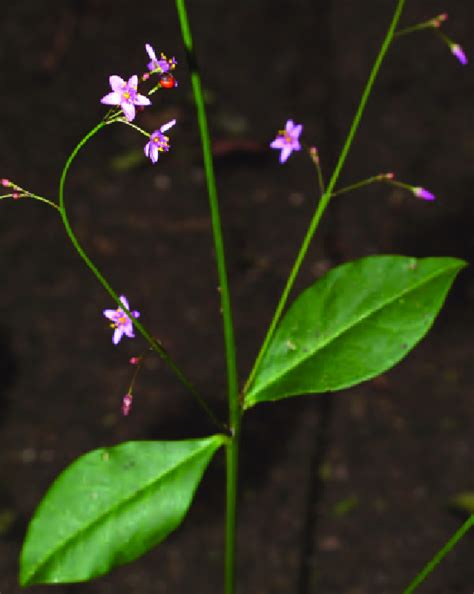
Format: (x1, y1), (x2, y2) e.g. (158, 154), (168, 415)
(122, 393), (133, 416)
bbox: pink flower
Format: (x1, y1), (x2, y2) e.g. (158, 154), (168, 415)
(100, 75), (151, 122)
(103, 295), (140, 345)
(145, 44), (177, 74)
(270, 119), (303, 164)
(144, 119), (176, 164)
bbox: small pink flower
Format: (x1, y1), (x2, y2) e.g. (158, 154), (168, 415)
(103, 295), (140, 345)
(270, 119), (303, 164)
(413, 187), (436, 201)
(122, 394), (133, 416)
(100, 75), (151, 122)
(145, 44), (177, 74)
(144, 119), (176, 164)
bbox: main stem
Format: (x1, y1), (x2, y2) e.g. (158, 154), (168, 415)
(245, 0), (406, 395)
(174, 2), (241, 593)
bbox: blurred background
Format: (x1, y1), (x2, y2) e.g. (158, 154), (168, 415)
(0, 1), (472, 593)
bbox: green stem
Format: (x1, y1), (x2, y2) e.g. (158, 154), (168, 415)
(225, 430), (240, 594)
(58, 121), (225, 433)
(402, 515), (474, 594)
(244, 0), (406, 396)
(331, 174), (389, 197)
(174, 2), (241, 593)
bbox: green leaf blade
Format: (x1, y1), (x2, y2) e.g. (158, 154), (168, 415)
(245, 256), (466, 407)
(20, 435), (225, 585)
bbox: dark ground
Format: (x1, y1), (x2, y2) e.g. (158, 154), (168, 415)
(0, 1), (473, 593)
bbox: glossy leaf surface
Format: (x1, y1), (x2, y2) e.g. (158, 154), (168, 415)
(20, 436), (225, 585)
(245, 256), (465, 407)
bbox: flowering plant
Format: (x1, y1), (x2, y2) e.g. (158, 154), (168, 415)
(2, 2), (471, 593)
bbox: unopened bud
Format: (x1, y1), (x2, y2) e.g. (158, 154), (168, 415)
(451, 43), (468, 65)
(122, 393), (133, 416)
(142, 73), (150, 81)
(12, 192), (20, 200)
(413, 187), (436, 201)
(309, 146), (320, 165)
(379, 172), (395, 180)
(432, 13), (448, 28)
(1, 178), (11, 187)
(129, 356), (140, 365)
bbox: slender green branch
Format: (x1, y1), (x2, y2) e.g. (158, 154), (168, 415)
(331, 174), (391, 197)
(119, 119), (151, 138)
(174, 2), (241, 594)
(58, 121), (226, 433)
(244, 0), (406, 395)
(402, 515), (474, 594)
(27, 193), (61, 210)
(306, 146), (325, 197)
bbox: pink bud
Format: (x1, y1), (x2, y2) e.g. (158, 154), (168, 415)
(432, 13), (448, 28)
(142, 73), (150, 81)
(379, 172), (395, 180)
(122, 393), (133, 416)
(451, 44), (468, 65)
(413, 187), (436, 201)
(12, 192), (20, 200)
(129, 356), (140, 365)
(1, 178), (10, 187)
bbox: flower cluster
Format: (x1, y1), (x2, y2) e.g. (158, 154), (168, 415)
(100, 44), (178, 164)
(430, 13), (468, 65)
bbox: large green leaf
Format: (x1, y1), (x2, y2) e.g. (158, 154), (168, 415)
(245, 256), (466, 407)
(20, 436), (225, 585)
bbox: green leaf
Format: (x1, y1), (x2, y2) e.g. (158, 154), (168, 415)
(245, 255), (466, 407)
(20, 436), (225, 585)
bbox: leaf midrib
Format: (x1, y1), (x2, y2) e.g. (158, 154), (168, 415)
(24, 439), (220, 584)
(247, 261), (461, 402)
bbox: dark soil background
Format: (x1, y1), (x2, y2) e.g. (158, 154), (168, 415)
(0, 1), (473, 593)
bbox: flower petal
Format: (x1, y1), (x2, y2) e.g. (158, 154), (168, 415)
(103, 309), (118, 321)
(113, 327), (123, 345)
(132, 311), (140, 318)
(279, 146), (293, 163)
(285, 119), (295, 133)
(100, 91), (121, 105)
(270, 137), (285, 149)
(119, 296), (130, 310)
(150, 145), (160, 163)
(128, 75), (139, 89)
(109, 75), (125, 92)
(121, 102), (136, 122)
(144, 141), (151, 157)
(292, 124), (303, 138)
(134, 93), (151, 107)
(145, 43), (157, 62)
(123, 323), (135, 338)
(160, 119), (176, 133)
